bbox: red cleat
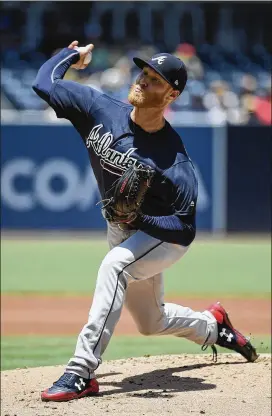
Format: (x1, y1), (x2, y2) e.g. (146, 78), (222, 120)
(207, 302), (259, 362)
(41, 373), (99, 402)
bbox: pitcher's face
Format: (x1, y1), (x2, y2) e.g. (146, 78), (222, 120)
(128, 67), (177, 108)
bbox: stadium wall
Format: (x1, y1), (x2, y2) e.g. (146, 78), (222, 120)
(1, 124), (270, 233)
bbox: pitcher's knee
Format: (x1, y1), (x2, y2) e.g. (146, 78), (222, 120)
(138, 327), (154, 336)
(137, 323), (162, 336)
(99, 246), (133, 274)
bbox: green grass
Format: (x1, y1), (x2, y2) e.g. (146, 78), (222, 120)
(1, 239), (271, 297)
(1, 334), (271, 371)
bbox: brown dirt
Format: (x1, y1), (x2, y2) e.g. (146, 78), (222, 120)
(1, 355), (271, 416)
(1, 295), (271, 335)
(1, 295), (271, 415)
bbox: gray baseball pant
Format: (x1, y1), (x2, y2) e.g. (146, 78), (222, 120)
(66, 223), (218, 378)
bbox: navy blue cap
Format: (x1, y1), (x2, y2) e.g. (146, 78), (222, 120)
(133, 53), (188, 93)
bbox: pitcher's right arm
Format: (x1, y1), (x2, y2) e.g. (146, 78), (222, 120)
(32, 41), (101, 121)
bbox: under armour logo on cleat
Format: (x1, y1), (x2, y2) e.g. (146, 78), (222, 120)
(220, 328), (234, 342)
(152, 56), (167, 65)
(74, 378), (86, 391)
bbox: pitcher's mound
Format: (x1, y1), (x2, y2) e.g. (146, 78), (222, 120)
(1, 354), (271, 416)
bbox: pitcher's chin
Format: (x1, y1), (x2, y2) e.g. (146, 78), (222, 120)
(128, 95), (146, 107)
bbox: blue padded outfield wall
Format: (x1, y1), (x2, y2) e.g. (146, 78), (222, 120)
(1, 125), (216, 231)
(1, 124), (269, 232)
(226, 126), (271, 233)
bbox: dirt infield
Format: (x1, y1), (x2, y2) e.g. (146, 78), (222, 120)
(1, 295), (271, 335)
(2, 295), (271, 415)
(1, 354), (271, 416)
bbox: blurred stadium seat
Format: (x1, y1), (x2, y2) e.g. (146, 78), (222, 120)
(1, 1), (271, 125)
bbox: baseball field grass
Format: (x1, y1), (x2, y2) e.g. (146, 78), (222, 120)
(1, 335), (271, 371)
(1, 238), (271, 297)
(1, 237), (271, 371)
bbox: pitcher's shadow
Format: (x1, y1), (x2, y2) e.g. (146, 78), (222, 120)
(124, 373), (213, 399)
(96, 360), (244, 398)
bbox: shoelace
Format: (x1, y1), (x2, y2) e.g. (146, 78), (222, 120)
(201, 331), (218, 362)
(201, 343), (218, 362)
(53, 373), (76, 387)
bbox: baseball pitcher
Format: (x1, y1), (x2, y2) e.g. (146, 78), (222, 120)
(32, 40), (258, 402)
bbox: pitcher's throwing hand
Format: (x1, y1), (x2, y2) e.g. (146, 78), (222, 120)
(68, 40), (94, 69)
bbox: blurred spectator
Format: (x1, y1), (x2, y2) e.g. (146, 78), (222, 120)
(240, 74), (257, 95)
(209, 80), (229, 98)
(100, 68), (126, 93)
(0, 1), (271, 126)
(89, 42), (112, 71)
(174, 43), (204, 80)
(254, 94), (271, 126)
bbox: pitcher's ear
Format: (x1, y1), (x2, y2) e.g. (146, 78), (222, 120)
(169, 90), (180, 100)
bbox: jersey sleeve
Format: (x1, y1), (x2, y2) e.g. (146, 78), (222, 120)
(133, 161), (198, 246)
(170, 161), (198, 217)
(49, 79), (102, 120)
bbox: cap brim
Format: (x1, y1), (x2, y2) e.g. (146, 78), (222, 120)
(133, 57), (174, 89)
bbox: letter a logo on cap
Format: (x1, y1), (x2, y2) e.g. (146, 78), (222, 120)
(152, 56), (167, 65)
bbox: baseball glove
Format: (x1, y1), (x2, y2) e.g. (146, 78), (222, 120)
(99, 164), (155, 225)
